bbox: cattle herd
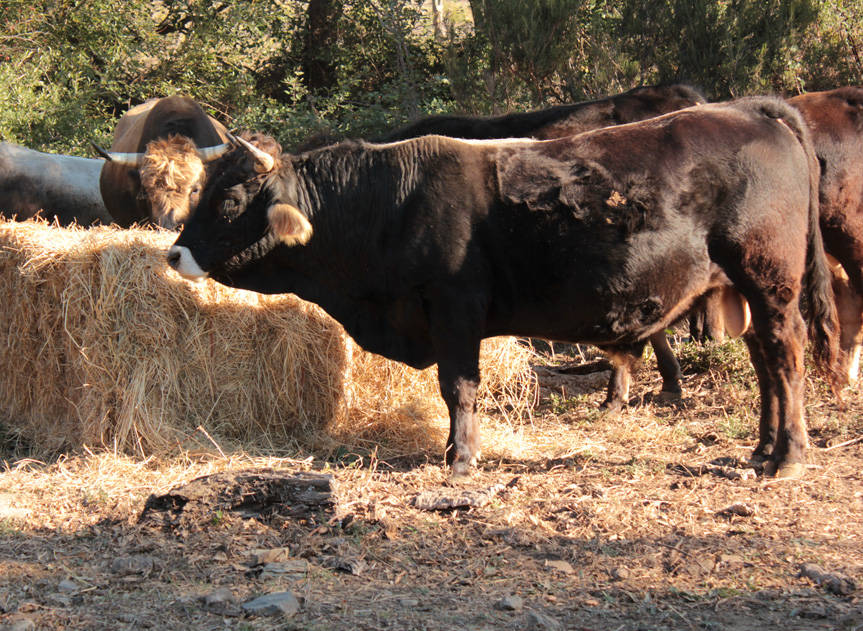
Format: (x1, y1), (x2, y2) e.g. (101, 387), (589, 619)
(3, 85), (863, 480)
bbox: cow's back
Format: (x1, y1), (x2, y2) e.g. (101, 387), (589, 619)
(0, 142), (110, 225)
(379, 84), (706, 143)
(789, 88), (863, 236)
(109, 96), (228, 152)
(109, 99), (159, 151)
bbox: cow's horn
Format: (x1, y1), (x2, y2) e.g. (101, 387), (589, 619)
(197, 142), (232, 162)
(90, 141), (112, 161)
(227, 132), (275, 173)
(90, 141), (144, 167)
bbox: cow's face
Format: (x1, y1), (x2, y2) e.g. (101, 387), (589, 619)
(167, 135), (312, 282)
(140, 136), (207, 230)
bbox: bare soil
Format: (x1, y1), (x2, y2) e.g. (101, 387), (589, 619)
(1, 338), (861, 630)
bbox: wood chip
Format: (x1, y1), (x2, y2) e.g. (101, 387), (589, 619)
(413, 484), (504, 511)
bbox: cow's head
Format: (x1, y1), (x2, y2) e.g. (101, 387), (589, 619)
(95, 134), (231, 229)
(138, 136), (208, 229)
(167, 133), (312, 282)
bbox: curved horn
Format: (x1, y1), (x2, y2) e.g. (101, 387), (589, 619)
(89, 141), (144, 167)
(227, 132), (275, 173)
(90, 141), (113, 161)
(197, 141), (232, 162)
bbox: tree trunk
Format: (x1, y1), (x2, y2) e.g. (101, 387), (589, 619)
(432, 0), (446, 40)
(303, 0), (343, 93)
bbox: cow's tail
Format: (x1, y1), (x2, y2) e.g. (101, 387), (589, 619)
(765, 99), (845, 391)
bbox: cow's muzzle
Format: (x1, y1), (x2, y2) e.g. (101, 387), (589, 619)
(167, 245), (208, 281)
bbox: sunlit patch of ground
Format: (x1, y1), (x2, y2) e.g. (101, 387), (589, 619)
(1, 338), (861, 630)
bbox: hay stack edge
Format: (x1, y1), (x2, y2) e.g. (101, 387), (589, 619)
(0, 219), (537, 457)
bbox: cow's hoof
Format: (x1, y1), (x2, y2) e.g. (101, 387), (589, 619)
(750, 443), (773, 462)
(656, 389), (682, 402)
(770, 461), (806, 480)
(599, 400), (623, 414)
(450, 461), (472, 480)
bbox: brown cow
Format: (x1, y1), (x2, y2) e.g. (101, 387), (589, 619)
(95, 96), (231, 229)
(790, 87), (863, 383)
(668, 87), (863, 389)
(168, 97), (841, 478)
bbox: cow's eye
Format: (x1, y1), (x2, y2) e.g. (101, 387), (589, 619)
(220, 198), (240, 221)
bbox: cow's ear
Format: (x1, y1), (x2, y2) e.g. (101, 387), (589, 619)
(268, 203), (313, 246)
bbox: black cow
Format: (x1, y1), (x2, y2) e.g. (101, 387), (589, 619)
(167, 97), (842, 479)
(378, 84), (708, 409)
(379, 84), (705, 142)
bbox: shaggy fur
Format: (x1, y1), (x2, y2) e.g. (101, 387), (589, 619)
(99, 95), (228, 228)
(139, 136), (206, 229)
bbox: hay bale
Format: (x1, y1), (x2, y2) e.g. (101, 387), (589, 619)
(0, 219), (537, 457)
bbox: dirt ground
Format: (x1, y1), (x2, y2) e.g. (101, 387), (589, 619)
(1, 338), (861, 631)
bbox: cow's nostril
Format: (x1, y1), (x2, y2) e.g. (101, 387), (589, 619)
(166, 248), (181, 268)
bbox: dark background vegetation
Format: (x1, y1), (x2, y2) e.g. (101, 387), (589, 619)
(2, 0), (862, 154)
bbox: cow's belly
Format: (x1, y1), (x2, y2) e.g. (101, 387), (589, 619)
(486, 235), (715, 345)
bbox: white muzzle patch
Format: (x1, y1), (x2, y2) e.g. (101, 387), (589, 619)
(168, 245), (208, 281)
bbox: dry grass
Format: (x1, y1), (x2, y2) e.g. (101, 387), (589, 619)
(0, 335), (861, 630)
(2, 219), (862, 629)
(0, 218), (536, 460)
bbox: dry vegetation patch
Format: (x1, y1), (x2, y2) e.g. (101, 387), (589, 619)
(0, 219), (536, 460)
(1, 340), (861, 630)
(0, 221), (862, 629)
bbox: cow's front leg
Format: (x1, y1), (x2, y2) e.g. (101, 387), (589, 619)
(427, 286), (485, 477)
(438, 355), (481, 477)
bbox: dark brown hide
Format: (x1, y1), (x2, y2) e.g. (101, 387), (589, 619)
(169, 97), (841, 479)
(789, 87), (863, 383)
(687, 87), (863, 386)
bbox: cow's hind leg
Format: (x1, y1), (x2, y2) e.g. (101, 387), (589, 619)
(651, 332), (683, 399)
(744, 298), (808, 478)
(688, 289), (725, 342)
(741, 330), (779, 460)
(601, 341), (646, 412)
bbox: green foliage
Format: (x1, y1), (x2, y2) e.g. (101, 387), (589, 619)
(614, 0), (820, 97)
(467, 0), (589, 107)
(1, 0), (863, 154)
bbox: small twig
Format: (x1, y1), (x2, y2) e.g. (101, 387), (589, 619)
(195, 425), (227, 460)
(822, 436), (863, 452)
(654, 540), (713, 574)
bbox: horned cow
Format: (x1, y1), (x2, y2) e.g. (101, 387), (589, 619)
(95, 96), (231, 229)
(167, 97), (841, 480)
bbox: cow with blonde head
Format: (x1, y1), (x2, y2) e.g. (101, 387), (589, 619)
(95, 96), (231, 229)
